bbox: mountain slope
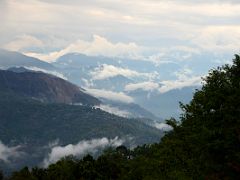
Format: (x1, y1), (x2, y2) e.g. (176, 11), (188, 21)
(0, 90), (163, 172)
(99, 99), (161, 121)
(53, 52), (203, 118)
(0, 49), (54, 70)
(0, 69), (100, 106)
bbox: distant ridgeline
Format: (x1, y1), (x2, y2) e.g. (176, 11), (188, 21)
(3, 54), (240, 179)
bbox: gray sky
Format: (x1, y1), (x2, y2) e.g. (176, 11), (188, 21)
(0, 0), (240, 62)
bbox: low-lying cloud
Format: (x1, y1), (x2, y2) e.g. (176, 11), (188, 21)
(91, 64), (141, 80)
(124, 76), (201, 93)
(43, 137), (124, 167)
(0, 141), (22, 163)
(95, 104), (131, 118)
(153, 123), (172, 131)
(125, 81), (159, 92)
(90, 64), (158, 81)
(158, 76), (201, 93)
(85, 88), (134, 103)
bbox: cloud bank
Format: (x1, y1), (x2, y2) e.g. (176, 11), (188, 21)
(24, 35), (143, 62)
(43, 137), (124, 167)
(2, 0), (239, 60)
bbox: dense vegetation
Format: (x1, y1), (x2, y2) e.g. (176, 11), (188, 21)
(0, 91), (162, 145)
(0, 90), (162, 173)
(2, 54), (240, 179)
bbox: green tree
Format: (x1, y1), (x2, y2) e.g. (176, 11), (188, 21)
(10, 167), (37, 180)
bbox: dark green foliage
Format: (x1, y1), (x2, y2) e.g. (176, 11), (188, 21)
(0, 83), (162, 173)
(6, 54), (240, 179)
(0, 90), (162, 146)
(0, 171), (3, 180)
(10, 167), (37, 180)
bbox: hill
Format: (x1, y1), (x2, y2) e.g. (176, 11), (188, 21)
(0, 69), (100, 106)
(0, 90), (163, 173)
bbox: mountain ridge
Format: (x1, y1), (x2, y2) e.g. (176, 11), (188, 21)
(0, 69), (100, 106)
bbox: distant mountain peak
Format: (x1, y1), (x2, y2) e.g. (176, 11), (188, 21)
(0, 49), (54, 70)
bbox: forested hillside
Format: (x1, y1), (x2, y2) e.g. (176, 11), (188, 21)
(0, 90), (163, 174)
(0, 69), (100, 106)
(4, 54), (240, 180)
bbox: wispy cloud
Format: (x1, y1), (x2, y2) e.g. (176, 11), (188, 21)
(24, 66), (68, 80)
(90, 64), (157, 80)
(0, 141), (23, 163)
(125, 81), (159, 92)
(95, 104), (131, 118)
(24, 35), (143, 62)
(85, 88), (134, 103)
(43, 137), (124, 167)
(153, 122), (172, 131)
(4, 35), (44, 51)
(124, 76), (201, 94)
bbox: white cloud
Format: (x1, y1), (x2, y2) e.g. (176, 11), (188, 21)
(24, 35), (143, 62)
(1, 0), (240, 69)
(158, 76), (201, 93)
(125, 81), (159, 92)
(95, 104), (131, 118)
(153, 122), (172, 131)
(85, 88), (134, 103)
(90, 64), (156, 80)
(192, 26), (240, 53)
(91, 64), (140, 80)
(124, 69), (202, 94)
(24, 66), (68, 80)
(43, 137), (124, 167)
(4, 35), (43, 51)
(0, 141), (22, 163)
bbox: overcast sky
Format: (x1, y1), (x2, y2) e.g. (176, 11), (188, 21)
(0, 0), (239, 62)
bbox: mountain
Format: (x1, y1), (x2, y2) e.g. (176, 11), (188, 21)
(0, 69), (163, 172)
(98, 99), (161, 121)
(0, 49), (54, 70)
(0, 90), (163, 172)
(0, 69), (100, 106)
(127, 86), (197, 119)
(53, 52), (201, 118)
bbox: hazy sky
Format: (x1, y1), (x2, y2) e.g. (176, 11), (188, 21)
(0, 0), (240, 62)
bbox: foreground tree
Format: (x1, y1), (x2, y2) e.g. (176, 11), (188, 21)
(125, 54), (240, 179)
